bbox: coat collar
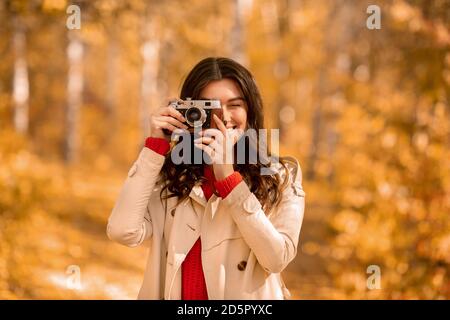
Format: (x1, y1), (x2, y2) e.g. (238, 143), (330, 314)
(188, 185), (222, 220)
(189, 185), (207, 207)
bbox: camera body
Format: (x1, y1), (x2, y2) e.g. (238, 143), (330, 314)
(170, 98), (222, 133)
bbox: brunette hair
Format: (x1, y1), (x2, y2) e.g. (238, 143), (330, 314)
(159, 57), (289, 214)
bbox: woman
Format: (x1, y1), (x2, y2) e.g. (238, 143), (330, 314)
(107, 57), (306, 300)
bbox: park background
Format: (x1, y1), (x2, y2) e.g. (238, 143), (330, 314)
(0, 0), (449, 299)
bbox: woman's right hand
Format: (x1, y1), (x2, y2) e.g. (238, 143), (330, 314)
(149, 98), (188, 141)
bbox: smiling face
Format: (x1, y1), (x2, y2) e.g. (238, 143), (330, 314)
(199, 78), (248, 131)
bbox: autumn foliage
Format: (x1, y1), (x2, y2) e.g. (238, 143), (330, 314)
(0, 0), (449, 299)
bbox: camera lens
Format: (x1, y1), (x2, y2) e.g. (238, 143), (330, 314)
(185, 107), (206, 127)
(187, 108), (200, 121)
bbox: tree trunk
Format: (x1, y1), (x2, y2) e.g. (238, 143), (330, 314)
(275, 0), (291, 142)
(64, 32), (84, 164)
(231, 0), (250, 64)
(139, 21), (160, 143)
(106, 28), (118, 120)
(12, 18), (29, 134)
(306, 3), (338, 180)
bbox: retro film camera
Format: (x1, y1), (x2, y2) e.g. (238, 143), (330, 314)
(169, 98), (222, 133)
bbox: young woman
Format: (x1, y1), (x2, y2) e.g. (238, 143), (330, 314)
(107, 57), (306, 300)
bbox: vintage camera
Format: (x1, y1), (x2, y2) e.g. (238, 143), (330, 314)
(169, 98), (222, 133)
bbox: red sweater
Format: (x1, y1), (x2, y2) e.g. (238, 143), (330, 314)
(144, 137), (242, 300)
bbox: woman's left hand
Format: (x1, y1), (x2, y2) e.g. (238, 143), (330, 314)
(194, 114), (243, 180)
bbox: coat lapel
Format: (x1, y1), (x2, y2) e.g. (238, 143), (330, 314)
(165, 187), (206, 298)
(188, 185), (207, 208)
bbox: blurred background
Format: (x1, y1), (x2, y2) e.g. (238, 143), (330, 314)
(0, 0), (449, 299)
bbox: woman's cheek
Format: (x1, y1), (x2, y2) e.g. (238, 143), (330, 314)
(238, 112), (248, 129)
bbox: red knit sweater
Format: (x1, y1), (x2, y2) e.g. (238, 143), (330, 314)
(144, 137), (242, 300)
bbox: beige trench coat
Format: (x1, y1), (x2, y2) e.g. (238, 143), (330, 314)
(106, 147), (305, 300)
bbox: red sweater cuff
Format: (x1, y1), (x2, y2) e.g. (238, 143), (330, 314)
(145, 137), (170, 155)
(214, 171), (243, 199)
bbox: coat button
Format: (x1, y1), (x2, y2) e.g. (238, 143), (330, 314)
(237, 261), (247, 271)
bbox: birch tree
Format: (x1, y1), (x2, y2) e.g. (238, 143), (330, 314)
(12, 16), (29, 134)
(64, 32), (84, 163)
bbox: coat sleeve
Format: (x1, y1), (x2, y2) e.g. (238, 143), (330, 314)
(106, 147), (166, 247)
(220, 161), (306, 273)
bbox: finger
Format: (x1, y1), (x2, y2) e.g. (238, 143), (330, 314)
(166, 106), (186, 122)
(208, 140), (220, 153)
(161, 106), (186, 123)
(200, 128), (222, 140)
(157, 116), (188, 129)
(165, 97), (183, 106)
(154, 120), (177, 133)
(230, 128), (245, 144)
(213, 114), (227, 135)
(193, 136), (215, 145)
(194, 143), (215, 159)
(172, 128), (186, 136)
(193, 136), (221, 154)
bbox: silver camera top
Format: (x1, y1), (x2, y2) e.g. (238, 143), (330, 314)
(169, 98), (221, 109)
